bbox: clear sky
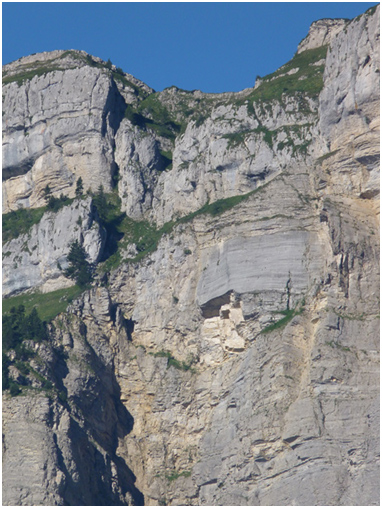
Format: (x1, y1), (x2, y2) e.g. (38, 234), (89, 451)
(2, 2), (379, 93)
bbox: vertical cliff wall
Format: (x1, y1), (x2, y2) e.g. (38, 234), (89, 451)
(2, 6), (379, 506)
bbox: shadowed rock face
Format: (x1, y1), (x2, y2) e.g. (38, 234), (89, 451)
(2, 7), (380, 507)
(2, 287), (144, 506)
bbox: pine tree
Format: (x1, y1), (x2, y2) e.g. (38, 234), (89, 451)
(75, 177), (84, 198)
(63, 240), (92, 288)
(2, 352), (10, 390)
(93, 185), (108, 224)
(26, 308), (48, 342)
(43, 185), (52, 204)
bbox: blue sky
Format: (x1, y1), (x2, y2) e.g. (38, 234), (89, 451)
(2, 2), (378, 93)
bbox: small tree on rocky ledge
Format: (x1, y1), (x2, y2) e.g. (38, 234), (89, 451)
(64, 240), (93, 288)
(75, 177), (84, 198)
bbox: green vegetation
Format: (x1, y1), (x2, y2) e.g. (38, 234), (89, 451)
(124, 104), (147, 126)
(249, 46), (328, 103)
(222, 130), (248, 148)
(2, 305), (49, 393)
(3, 193), (74, 245)
(2, 285), (84, 323)
(151, 351), (196, 372)
(223, 125), (274, 149)
(6, 184), (273, 288)
(91, 186), (128, 271)
(2, 285), (83, 394)
(126, 47), (327, 145)
(333, 310), (366, 321)
(125, 93), (183, 141)
(316, 149), (340, 164)
(223, 122), (313, 155)
(3, 207), (46, 244)
(3, 51), (86, 86)
(42, 185), (73, 211)
(124, 189), (261, 262)
(93, 188), (172, 271)
(366, 4), (378, 16)
(75, 177), (84, 198)
(63, 240), (93, 288)
(112, 71), (147, 98)
(61, 51), (148, 97)
(325, 341), (351, 352)
(3, 306), (48, 352)
(165, 470), (192, 482)
(99, 182), (271, 272)
(4, 51), (149, 100)
(352, 4), (377, 23)
(186, 188), (262, 218)
(124, 88), (226, 142)
(261, 305), (304, 334)
(28, 365), (54, 390)
(3, 66), (66, 86)
(159, 150), (173, 171)
(275, 123), (314, 155)
(122, 47), (324, 148)
(46, 194), (73, 212)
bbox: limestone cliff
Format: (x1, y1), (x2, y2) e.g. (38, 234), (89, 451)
(2, 6), (380, 506)
(3, 197), (105, 297)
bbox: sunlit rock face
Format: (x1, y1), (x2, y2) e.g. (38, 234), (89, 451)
(2, 7), (379, 506)
(2, 197), (105, 297)
(2, 51), (146, 213)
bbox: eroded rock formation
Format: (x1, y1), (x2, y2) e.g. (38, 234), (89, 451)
(2, 6), (380, 506)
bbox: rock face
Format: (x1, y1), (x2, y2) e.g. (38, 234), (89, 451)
(2, 287), (143, 506)
(3, 197), (105, 297)
(297, 18), (348, 53)
(2, 50), (151, 213)
(116, 90), (319, 226)
(2, 6), (380, 507)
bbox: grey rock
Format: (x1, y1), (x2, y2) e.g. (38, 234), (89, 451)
(297, 18), (348, 54)
(2, 6), (380, 507)
(2, 53), (126, 212)
(2, 197), (105, 297)
(196, 231), (325, 307)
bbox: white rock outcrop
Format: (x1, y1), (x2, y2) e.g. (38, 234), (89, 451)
(3, 197), (105, 296)
(2, 7), (380, 507)
(2, 52), (139, 212)
(297, 18), (348, 53)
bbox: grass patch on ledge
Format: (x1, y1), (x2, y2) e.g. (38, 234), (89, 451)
(315, 149), (340, 164)
(130, 185), (268, 262)
(261, 306), (304, 334)
(4, 51), (149, 99)
(3, 196), (75, 245)
(99, 181), (272, 272)
(3, 66), (66, 86)
(2, 285), (83, 322)
(150, 350), (196, 372)
(165, 470), (192, 482)
(125, 93), (184, 141)
(250, 46), (328, 102)
(325, 341), (351, 352)
(3, 206), (46, 244)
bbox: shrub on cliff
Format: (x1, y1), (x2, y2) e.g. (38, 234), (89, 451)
(3, 305), (48, 352)
(64, 240), (93, 288)
(75, 177), (84, 198)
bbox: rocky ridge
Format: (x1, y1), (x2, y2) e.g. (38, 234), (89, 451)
(2, 6), (380, 506)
